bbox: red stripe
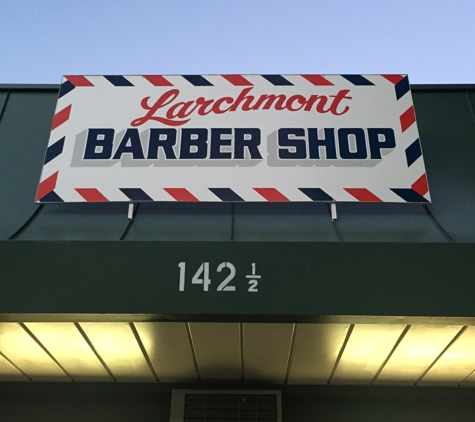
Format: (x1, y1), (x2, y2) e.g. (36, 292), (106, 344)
(344, 188), (382, 202)
(382, 74), (404, 84)
(301, 75), (334, 86)
(400, 106), (416, 132)
(143, 75), (173, 86)
(75, 188), (109, 202)
(164, 188), (198, 201)
(51, 105), (71, 130)
(64, 75), (94, 87)
(253, 188), (289, 202)
(411, 174), (429, 196)
(36, 171), (58, 201)
(221, 75), (253, 86)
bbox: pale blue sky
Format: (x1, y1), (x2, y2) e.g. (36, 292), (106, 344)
(1, 0), (474, 84)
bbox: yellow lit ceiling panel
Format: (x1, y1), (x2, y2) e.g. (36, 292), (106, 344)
(0, 353), (29, 381)
(134, 322), (198, 382)
(79, 322), (155, 382)
(374, 325), (463, 385)
(25, 323), (112, 382)
(331, 324), (406, 385)
(0, 323), (68, 381)
(242, 323), (293, 383)
(189, 323), (241, 381)
(0, 320), (474, 386)
(287, 323), (350, 384)
(461, 370), (475, 386)
(419, 326), (475, 386)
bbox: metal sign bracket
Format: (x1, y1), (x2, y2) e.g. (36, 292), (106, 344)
(331, 203), (337, 222)
(128, 203), (134, 220)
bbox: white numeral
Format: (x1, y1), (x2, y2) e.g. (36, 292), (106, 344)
(216, 262), (236, 291)
(178, 262), (186, 291)
(191, 262), (211, 291)
(248, 280), (258, 292)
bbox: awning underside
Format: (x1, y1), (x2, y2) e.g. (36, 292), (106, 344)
(1, 319), (474, 386)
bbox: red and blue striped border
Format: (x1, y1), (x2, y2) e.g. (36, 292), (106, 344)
(36, 181), (429, 203)
(58, 74), (384, 99)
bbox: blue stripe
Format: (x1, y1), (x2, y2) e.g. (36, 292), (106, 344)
(405, 138), (422, 167)
(44, 137), (65, 164)
(395, 76), (410, 100)
(119, 188), (153, 201)
(38, 191), (64, 203)
(58, 80), (75, 98)
(182, 75), (213, 86)
(261, 75), (293, 86)
(299, 188), (334, 201)
(209, 188), (244, 202)
(391, 188), (429, 203)
(104, 75), (134, 86)
(342, 75), (374, 86)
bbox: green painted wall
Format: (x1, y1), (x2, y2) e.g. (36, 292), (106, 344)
(1, 241), (474, 319)
(0, 383), (474, 422)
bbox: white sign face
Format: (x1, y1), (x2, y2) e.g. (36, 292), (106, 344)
(36, 74), (430, 203)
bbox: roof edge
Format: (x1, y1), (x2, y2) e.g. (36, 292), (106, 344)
(0, 84), (60, 90)
(411, 83), (475, 92)
(0, 83), (474, 92)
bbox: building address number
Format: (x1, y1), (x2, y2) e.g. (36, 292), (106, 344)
(178, 262), (261, 293)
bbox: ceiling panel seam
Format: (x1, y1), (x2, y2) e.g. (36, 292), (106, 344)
(0, 90), (10, 125)
(185, 322), (202, 382)
(19, 323), (73, 381)
(283, 323), (297, 384)
(423, 205), (456, 243)
(328, 324), (354, 384)
(415, 326), (468, 386)
(75, 323), (116, 382)
(129, 322), (159, 382)
(0, 350), (32, 381)
(460, 360), (475, 385)
(370, 325), (411, 385)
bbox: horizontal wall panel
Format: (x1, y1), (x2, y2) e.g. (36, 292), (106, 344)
(189, 323), (241, 381)
(1, 242), (475, 318)
(79, 323), (155, 382)
(0, 91), (57, 239)
(25, 323), (111, 382)
(233, 203), (339, 242)
(243, 323), (293, 382)
(412, 91), (475, 242)
(334, 203), (447, 243)
(15, 203), (130, 240)
(124, 203), (232, 241)
(287, 323), (349, 384)
(134, 322), (198, 382)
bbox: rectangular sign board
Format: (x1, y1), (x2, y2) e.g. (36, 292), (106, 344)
(36, 74), (430, 203)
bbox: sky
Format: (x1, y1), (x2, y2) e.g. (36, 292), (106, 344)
(1, 0), (474, 85)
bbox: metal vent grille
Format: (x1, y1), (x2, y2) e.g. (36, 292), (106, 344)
(183, 393), (277, 422)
